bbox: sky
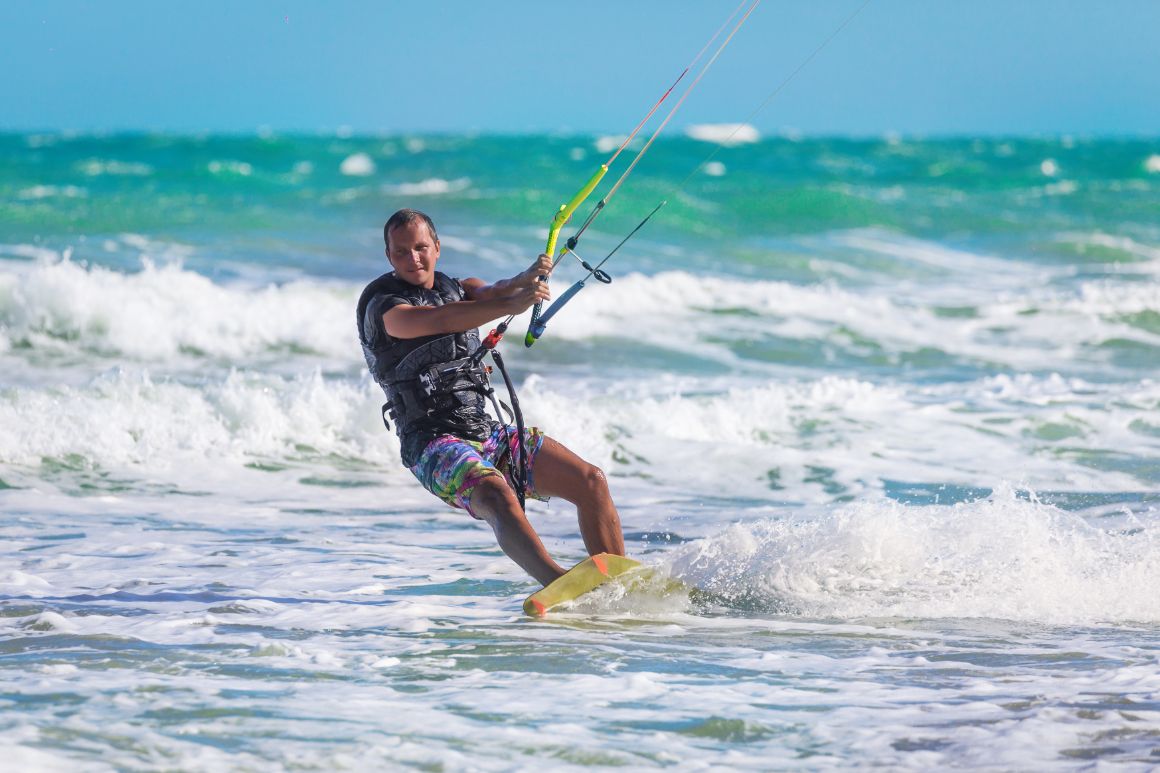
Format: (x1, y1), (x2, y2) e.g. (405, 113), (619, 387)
(2, 0), (1158, 137)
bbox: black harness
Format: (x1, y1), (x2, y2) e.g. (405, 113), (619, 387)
(356, 271), (530, 509)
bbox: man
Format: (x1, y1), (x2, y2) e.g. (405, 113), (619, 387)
(357, 208), (625, 586)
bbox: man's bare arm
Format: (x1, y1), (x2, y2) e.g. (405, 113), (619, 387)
(385, 293), (533, 338)
(463, 254), (554, 302)
(385, 254), (554, 339)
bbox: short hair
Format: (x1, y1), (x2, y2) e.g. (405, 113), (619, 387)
(384, 209), (438, 250)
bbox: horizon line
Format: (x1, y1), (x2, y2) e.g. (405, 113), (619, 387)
(4, 126), (1159, 143)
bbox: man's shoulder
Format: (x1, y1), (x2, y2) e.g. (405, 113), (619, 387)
(364, 271), (461, 298)
(357, 272), (411, 344)
(356, 271), (468, 344)
(432, 271), (463, 293)
(361, 271), (407, 298)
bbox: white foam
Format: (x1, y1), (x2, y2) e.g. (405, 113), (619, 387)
(703, 161), (726, 177)
(0, 257), (1154, 503)
(0, 258), (355, 365)
(18, 185), (87, 200)
(1042, 179), (1077, 196)
(0, 368), (394, 473)
(594, 135), (628, 154)
(0, 744), (80, 773)
(0, 243), (62, 262)
(685, 123), (760, 145)
(0, 570), (53, 591)
(0, 456), (1153, 772)
(207, 160), (253, 176)
(1075, 279), (1160, 314)
(4, 360), (1151, 506)
(521, 370), (1157, 502)
(435, 234), (516, 267)
(382, 177), (470, 196)
(76, 158), (153, 176)
(339, 152), (375, 176)
(836, 229), (1035, 279)
(669, 487), (1160, 624)
(1, 252), (1153, 396)
(25, 133), (59, 148)
(1061, 231), (1160, 265)
(1144, 154), (1160, 173)
(535, 266), (1135, 376)
(27, 611), (77, 633)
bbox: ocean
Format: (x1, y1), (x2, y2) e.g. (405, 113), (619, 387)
(1, 130), (1158, 770)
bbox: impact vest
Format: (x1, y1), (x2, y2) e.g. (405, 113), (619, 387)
(356, 271), (496, 466)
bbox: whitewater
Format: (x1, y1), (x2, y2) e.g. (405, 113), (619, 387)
(1, 131), (1158, 769)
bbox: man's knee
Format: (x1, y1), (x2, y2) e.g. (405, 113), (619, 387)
(470, 474), (520, 519)
(578, 463), (610, 499)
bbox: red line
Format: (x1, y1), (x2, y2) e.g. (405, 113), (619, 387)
(592, 554), (609, 576)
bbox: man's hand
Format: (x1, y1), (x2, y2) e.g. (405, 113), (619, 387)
(516, 253), (554, 290)
(460, 254), (554, 309)
(498, 264), (552, 313)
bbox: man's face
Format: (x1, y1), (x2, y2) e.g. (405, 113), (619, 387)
(386, 220), (440, 289)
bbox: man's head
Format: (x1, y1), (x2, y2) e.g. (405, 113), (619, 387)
(384, 208), (440, 288)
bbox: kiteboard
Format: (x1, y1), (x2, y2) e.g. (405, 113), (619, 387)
(523, 552), (653, 617)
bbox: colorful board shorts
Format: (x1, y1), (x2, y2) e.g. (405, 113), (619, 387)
(408, 425), (548, 518)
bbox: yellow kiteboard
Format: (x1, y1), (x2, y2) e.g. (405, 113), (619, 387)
(523, 553), (645, 617)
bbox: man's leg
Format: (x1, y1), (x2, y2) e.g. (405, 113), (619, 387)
(410, 434), (565, 586)
(470, 475), (565, 586)
(530, 437), (625, 557)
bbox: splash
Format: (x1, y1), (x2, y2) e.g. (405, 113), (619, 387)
(0, 258), (354, 364)
(667, 488), (1160, 624)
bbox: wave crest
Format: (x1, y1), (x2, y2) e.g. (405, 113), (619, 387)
(0, 368), (394, 474)
(0, 258), (356, 365)
(669, 488), (1160, 624)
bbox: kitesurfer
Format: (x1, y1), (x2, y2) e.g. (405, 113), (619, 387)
(357, 209), (625, 586)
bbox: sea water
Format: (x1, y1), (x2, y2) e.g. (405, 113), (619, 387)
(1, 131), (1158, 770)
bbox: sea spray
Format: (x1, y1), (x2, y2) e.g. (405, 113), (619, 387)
(667, 487), (1160, 624)
(0, 257), (355, 365)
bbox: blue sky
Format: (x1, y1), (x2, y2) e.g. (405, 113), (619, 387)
(3, 1), (1158, 136)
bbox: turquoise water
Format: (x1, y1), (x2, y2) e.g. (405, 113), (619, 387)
(1, 131), (1159, 769)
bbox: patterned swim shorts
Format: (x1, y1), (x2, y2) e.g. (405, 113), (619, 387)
(408, 425), (547, 518)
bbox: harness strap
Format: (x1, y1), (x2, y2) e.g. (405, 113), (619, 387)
(489, 349), (528, 512)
